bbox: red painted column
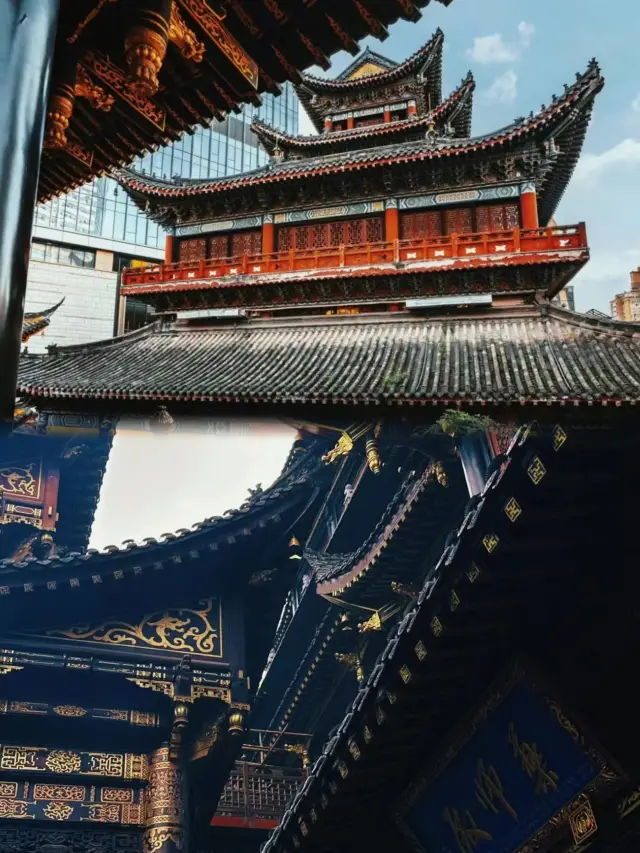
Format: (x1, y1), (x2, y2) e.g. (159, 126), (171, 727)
(383, 107), (391, 124)
(520, 183), (539, 230)
(324, 117), (332, 133)
(262, 217), (275, 254)
(164, 234), (174, 264)
(407, 100), (417, 118)
(346, 113), (354, 130)
(385, 202), (399, 241)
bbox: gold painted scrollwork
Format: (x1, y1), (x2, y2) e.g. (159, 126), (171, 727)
(75, 65), (115, 111)
(45, 750), (82, 774)
(143, 828), (184, 853)
(168, 3), (205, 62)
(49, 598), (221, 657)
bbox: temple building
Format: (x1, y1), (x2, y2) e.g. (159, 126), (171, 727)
(3, 0), (444, 422)
(1, 414), (640, 853)
(16, 34), (640, 412)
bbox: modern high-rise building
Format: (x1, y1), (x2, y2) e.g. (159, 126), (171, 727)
(611, 268), (640, 321)
(24, 86), (299, 352)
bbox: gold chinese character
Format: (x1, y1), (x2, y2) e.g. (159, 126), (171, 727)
(507, 723), (559, 794)
(443, 807), (492, 853)
(475, 760), (518, 821)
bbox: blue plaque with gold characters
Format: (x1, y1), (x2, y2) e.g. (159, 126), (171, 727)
(398, 664), (622, 853)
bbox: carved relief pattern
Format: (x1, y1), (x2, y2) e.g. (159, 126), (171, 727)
(75, 65), (115, 111)
(143, 748), (186, 853)
(0, 460), (41, 498)
(49, 599), (221, 658)
(178, 0), (258, 87)
(83, 51), (166, 130)
(0, 780), (144, 824)
(0, 699), (159, 727)
(45, 751), (82, 774)
(0, 827), (141, 853)
(0, 746), (149, 780)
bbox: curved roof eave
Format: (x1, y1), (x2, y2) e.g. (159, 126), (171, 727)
(250, 73), (476, 158)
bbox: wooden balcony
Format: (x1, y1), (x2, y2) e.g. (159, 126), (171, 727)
(122, 224), (588, 295)
(211, 760), (305, 830)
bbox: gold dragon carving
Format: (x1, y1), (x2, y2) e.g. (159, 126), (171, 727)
(48, 599), (221, 657)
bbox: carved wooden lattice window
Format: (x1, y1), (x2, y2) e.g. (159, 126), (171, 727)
(329, 222), (343, 246)
(277, 218), (383, 251)
(354, 116), (384, 128)
(231, 229), (262, 258)
(346, 219), (364, 245)
(295, 227), (310, 250)
(366, 218), (383, 243)
(400, 211), (443, 240)
(277, 228), (293, 252)
(209, 235), (229, 259)
(475, 203), (520, 233)
(444, 207), (473, 235)
(178, 238), (207, 263)
(311, 224), (328, 248)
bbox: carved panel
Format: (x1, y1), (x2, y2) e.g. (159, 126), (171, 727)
(0, 746), (149, 780)
(47, 599), (223, 659)
(0, 780), (144, 823)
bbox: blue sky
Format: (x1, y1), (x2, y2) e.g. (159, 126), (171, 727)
(298, 0), (640, 313)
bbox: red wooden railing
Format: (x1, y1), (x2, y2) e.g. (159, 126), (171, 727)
(122, 223), (588, 291)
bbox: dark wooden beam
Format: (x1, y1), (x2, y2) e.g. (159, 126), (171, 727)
(0, 0), (60, 424)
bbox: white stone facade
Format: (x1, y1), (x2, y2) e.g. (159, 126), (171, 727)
(24, 258), (118, 353)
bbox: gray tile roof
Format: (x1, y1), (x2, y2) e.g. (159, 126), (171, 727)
(17, 307), (640, 406)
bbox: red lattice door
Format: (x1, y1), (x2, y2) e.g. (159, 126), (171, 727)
(208, 234), (229, 259)
(475, 203), (520, 233)
(178, 238), (207, 263)
(400, 211), (443, 240)
(231, 229), (262, 258)
(444, 207), (473, 235)
(277, 227), (293, 252)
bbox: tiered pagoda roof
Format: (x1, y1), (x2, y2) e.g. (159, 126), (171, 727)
(250, 72), (475, 158)
(41, 0), (449, 200)
(16, 306), (640, 407)
(117, 57), (602, 229)
(294, 29), (446, 132)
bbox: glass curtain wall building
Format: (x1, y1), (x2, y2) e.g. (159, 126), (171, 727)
(34, 85), (299, 252)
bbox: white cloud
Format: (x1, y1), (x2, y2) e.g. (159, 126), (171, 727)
(467, 21), (535, 64)
(467, 34), (518, 64)
(484, 70), (518, 104)
(518, 21), (536, 48)
(632, 94), (640, 113)
(574, 139), (640, 182)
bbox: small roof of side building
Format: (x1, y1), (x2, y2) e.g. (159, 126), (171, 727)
(22, 300), (64, 343)
(16, 305), (640, 407)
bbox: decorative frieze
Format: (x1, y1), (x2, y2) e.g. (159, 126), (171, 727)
(330, 102), (408, 122)
(0, 779), (144, 824)
(399, 184), (521, 211)
(0, 699), (159, 727)
(176, 215), (262, 238)
(274, 201), (384, 225)
(0, 745), (149, 780)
